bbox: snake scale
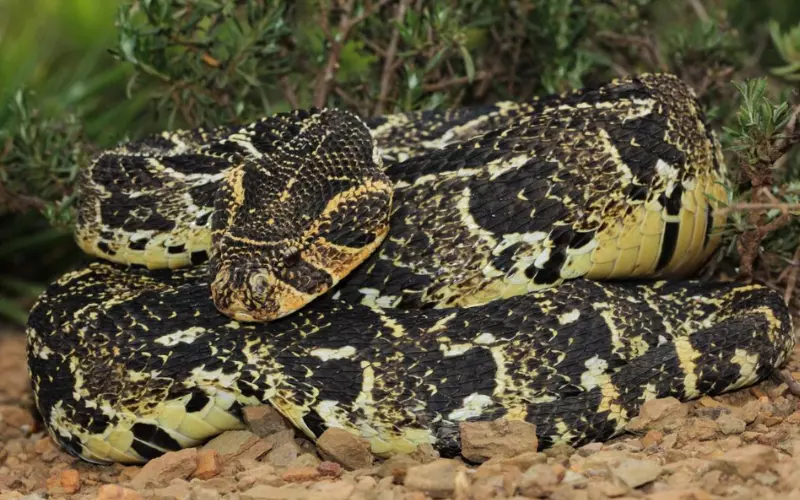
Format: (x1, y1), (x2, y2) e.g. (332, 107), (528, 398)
(26, 73), (795, 465)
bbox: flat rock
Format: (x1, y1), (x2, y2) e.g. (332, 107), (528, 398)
(732, 400), (763, 424)
(377, 454), (421, 480)
(679, 418), (719, 443)
(287, 453), (321, 469)
(94, 484), (143, 500)
(404, 459), (467, 499)
(281, 466), (320, 483)
(459, 419), (538, 463)
(46, 468), (80, 494)
(202, 431), (271, 462)
(470, 468), (522, 499)
(241, 482), (353, 500)
(716, 413), (746, 435)
(240, 485), (301, 500)
(188, 477), (237, 495)
(265, 441), (302, 468)
(316, 428), (373, 471)
(627, 398), (689, 433)
(711, 444), (778, 477)
(408, 443), (440, 464)
(234, 464), (281, 491)
(576, 450), (634, 473)
(243, 406), (292, 438)
(518, 463), (565, 497)
(192, 449), (221, 480)
(189, 486), (220, 500)
(306, 481), (356, 500)
(646, 489), (714, 500)
(317, 461), (343, 478)
(150, 479), (191, 500)
(129, 448), (198, 489)
(642, 430), (664, 448)
(611, 459), (663, 488)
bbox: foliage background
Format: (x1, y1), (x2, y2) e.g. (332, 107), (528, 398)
(0, 0), (799, 326)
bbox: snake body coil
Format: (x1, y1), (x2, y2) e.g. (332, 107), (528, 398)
(27, 73), (794, 464)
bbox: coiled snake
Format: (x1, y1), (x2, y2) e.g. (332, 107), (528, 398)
(26, 73), (794, 464)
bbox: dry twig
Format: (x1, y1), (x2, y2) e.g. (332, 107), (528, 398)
(313, 0), (390, 108)
(783, 246), (800, 304)
(772, 369), (800, 398)
(373, 0), (411, 116)
(686, 0), (710, 23)
(0, 181), (47, 214)
(422, 71), (493, 93)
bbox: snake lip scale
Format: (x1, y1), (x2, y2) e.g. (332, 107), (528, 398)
(27, 73), (794, 465)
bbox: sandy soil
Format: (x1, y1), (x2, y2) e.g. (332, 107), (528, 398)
(3, 330), (800, 500)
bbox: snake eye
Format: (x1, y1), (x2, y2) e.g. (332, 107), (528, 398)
(281, 247), (301, 267)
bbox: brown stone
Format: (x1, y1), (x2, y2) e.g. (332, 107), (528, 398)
(316, 428), (374, 470)
(711, 444), (778, 477)
(234, 464), (281, 491)
(646, 489), (713, 500)
(408, 443), (440, 464)
(95, 484), (143, 500)
(150, 479), (191, 500)
(240, 485), (303, 500)
(192, 449), (221, 480)
(202, 431), (271, 462)
(404, 459), (467, 498)
(287, 452), (321, 468)
(0, 406), (34, 431)
(281, 466), (320, 482)
(317, 461), (343, 478)
(377, 454), (421, 481)
(59, 469), (81, 494)
(642, 430), (664, 448)
(518, 463), (565, 498)
(266, 441), (302, 467)
(243, 406), (292, 438)
(469, 467), (522, 499)
(190, 486), (220, 500)
(33, 436), (58, 459)
(679, 418), (719, 443)
(129, 448), (198, 489)
(459, 419), (538, 463)
(626, 398), (689, 433)
(611, 459), (662, 489)
(306, 480), (357, 500)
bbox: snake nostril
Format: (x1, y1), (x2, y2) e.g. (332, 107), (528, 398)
(248, 272), (271, 299)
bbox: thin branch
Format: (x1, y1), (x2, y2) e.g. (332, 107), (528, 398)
(686, 0), (710, 23)
(313, 0), (390, 108)
(278, 76), (300, 109)
(373, 0), (411, 116)
(334, 86), (363, 111)
(422, 71), (493, 92)
(0, 181), (47, 214)
(775, 103), (800, 153)
(717, 201), (800, 217)
(596, 31), (668, 72)
(784, 246), (800, 304)
(772, 369), (800, 398)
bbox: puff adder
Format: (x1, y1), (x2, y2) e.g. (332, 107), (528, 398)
(27, 73), (795, 465)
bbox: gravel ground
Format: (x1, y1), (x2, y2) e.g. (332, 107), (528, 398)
(3, 330), (800, 500)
